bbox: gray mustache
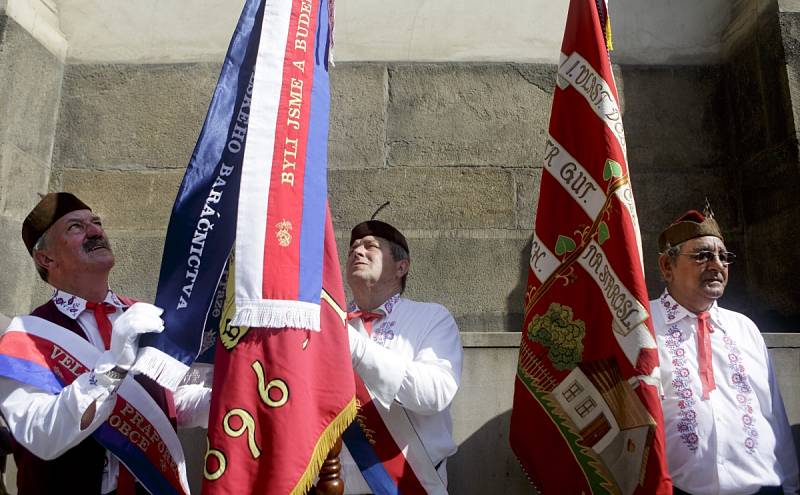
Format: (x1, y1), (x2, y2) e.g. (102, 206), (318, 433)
(83, 237), (110, 252)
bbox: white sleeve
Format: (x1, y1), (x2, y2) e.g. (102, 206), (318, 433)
(353, 309), (463, 414)
(174, 384), (212, 429)
(0, 373), (119, 460)
(394, 311), (462, 415)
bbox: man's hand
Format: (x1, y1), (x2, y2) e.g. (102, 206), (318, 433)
(95, 303), (165, 373)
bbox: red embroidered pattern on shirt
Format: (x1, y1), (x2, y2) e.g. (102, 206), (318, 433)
(664, 324), (700, 452)
(722, 334), (759, 454)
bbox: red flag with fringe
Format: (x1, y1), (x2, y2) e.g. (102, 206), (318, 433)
(203, 208), (355, 495)
(509, 1), (672, 494)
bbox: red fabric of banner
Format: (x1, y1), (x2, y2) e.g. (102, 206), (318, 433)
(510, 1), (671, 494)
(203, 209), (355, 495)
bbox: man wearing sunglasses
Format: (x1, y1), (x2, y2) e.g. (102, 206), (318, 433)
(652, 209), (798, 495)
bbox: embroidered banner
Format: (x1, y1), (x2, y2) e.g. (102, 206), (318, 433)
(0, 316), (189, 495)
(509, 1), (672, 494)
(202, 206), (355, 495)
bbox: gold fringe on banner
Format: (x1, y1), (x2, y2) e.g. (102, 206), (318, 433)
(290, 398), (358, 495)
(605, 14), (614, 51)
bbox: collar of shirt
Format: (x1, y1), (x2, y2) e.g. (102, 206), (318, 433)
(51, 288), (127, 320)
(347, 292), (402, 319)
(657, 290), (722, 332)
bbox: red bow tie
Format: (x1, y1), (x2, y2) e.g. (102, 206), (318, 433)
(346, 310), (382, 336)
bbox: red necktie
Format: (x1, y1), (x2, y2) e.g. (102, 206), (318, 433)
(346, 310), (382, 336)
(696, 311), (716, 400)
(86, 301), (138, 494)
(85, 302), (115, 349)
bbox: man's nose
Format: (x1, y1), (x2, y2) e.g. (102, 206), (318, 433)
(706, 253), (725, 270)
(85, 222), (104, 237)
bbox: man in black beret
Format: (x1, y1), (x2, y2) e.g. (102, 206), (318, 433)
(0, 192), (210, 494)
(651, 209), (798, 495)
(339, 219), (463, 493)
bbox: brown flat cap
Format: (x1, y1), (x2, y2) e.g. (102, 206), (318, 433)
(350, 220), (409, 255)
(22, 193), (91, 254)
(658, 209), (723, 252)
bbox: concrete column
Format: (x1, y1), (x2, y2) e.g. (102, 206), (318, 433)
(0, 0), (66, 316)
(722, 0), (800, 329)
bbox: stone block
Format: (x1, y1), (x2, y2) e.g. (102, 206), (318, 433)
(329, 167), (517, 231)
(0, 16), (63, 163)
(106, 232), (166, 303)
(769, 346), (800, 424)
(742, 204), (800, 326)
(54, 63), (219, 169)
(513, 168), (542, 231)
(0, 143), (51, 221)
(449, 345), (532, 493)
(60, 169), (183, 232)
(630, 169), (740, 238)
(620, 65), (727, 173)
(0, 216), (38, 316)
(406, 236), (529, 332)
(386, 63), (555, 168)
(329, 63), (387, 169)
(334, 233), (529, 332)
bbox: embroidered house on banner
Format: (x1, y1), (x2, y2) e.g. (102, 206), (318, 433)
(551, 359), (654, 495)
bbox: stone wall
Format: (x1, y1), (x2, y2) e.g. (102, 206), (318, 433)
(0, 11), (63, 316)
(43, 60), (761, 332)
(722, 0), (800, 330)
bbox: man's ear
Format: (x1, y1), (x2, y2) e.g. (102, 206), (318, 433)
(396, 259), (410, 279)
(33, 250), (54, 273)
(657, 253), (673, 284)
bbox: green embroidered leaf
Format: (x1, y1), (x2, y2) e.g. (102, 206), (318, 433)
(598, 222), (610, 245)
(603, 159), (623, 181)
(555, 235), (577, 256)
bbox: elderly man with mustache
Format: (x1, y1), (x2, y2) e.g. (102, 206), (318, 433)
(651, 209), (798, 495)
(0, 193), (210, 494)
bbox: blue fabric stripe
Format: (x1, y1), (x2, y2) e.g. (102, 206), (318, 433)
(94, 423), (181, 495)
(144, 0), (264, 365)
(0, 354), (181, 493)
(343, 422), (401, 495)
(0, 355), (63, 394)
(296, 0), (330, 304)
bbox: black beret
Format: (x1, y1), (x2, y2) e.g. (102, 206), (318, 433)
(22, 193), (91, 254)
(350, 220), (409, 255)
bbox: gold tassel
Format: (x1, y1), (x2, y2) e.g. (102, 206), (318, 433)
(289, 397), (358, 495)
(605, 13), (614, 51)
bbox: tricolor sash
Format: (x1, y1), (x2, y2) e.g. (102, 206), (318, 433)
(230, 0), (331, 332)
(0, 316), (190, 495)
(344, 364), (447, 494)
